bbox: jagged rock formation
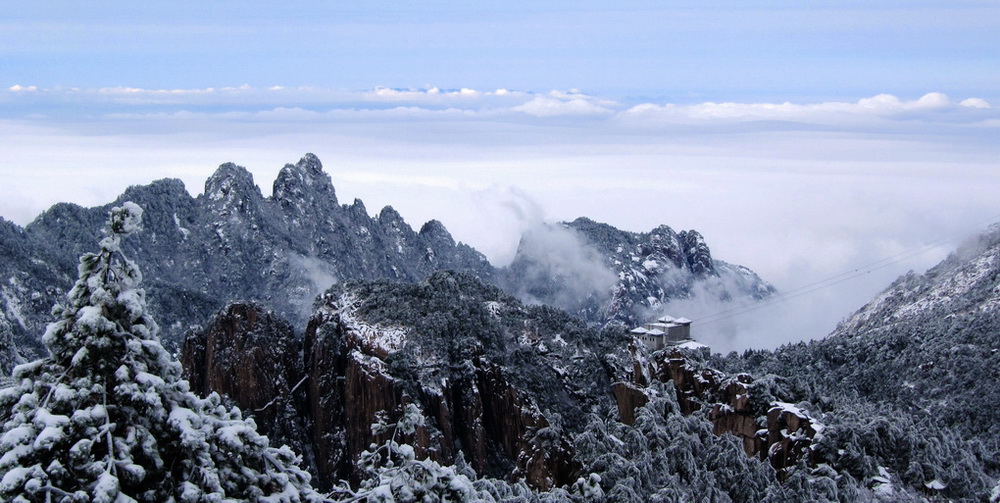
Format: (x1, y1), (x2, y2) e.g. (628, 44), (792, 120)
(181, 272), (631, 491)
(503, 217), (775, 325)
(0, 154), (492, 363)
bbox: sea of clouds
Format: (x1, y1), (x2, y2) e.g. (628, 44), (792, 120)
(2, 85), (997, 350)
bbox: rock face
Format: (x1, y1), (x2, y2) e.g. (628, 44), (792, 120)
(182, 272), (623, 491)
(0, 217), (74, 372)
(503, 217), (775, 325)
(180, 303), (310, 462)
(764, 403), (822, 478)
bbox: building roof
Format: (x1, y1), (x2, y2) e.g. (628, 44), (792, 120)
(674, 317), (692, 324)
(646, 329), (665, 336)
(648, 322), (679, 330)
(657, 315), (675, 323)
(630, 327), (649, 334)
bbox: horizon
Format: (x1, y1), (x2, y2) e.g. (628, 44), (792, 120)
(3, 1), (999, 351)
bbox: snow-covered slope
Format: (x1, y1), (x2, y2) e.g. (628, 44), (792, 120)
(837, 223), (1000, 336)
(716, 224), (1000, 501)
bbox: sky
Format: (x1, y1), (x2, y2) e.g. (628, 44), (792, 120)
(2, 1), (999, 351)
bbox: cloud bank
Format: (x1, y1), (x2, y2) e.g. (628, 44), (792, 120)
(5, 85), (995, 123)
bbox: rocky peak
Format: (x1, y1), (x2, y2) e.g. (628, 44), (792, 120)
(679, 230), (714, 274)
(506, 217), (770, 324)
(347, 198), (367, 217)
(119, 178), (190, 203)
(272, 153), (338, 211)
(113, 179), (197, 244)
(418, 219), (456, 248)
(377, 205), (411, 233)
(203, 162), (264, 214)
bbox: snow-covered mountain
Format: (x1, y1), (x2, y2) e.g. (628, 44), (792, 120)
(837, 223), (1000, 336)
(503, 217), (774, 325)
(0, 154), (773, 371)
(0, 154), (493, 367)
(715, 224), (1000, 500)
(5, 165), (1000, 499)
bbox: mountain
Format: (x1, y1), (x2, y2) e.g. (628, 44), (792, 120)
(181, 272), (632, 492)
(7, 155), (999, 498)
(503, 217), (775, 325)
(176, 269), (922, 501)
(0, 154), (492, 367)
(0, 154), (772, 372)
(713, 224), (1000, 500)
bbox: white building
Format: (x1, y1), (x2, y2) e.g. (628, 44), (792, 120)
(631, 315), (694, 350)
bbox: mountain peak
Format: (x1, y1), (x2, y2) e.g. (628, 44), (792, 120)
(273, 153), (338, 209)
(204, 163), (262, 204)
(419, 219), (456, 247)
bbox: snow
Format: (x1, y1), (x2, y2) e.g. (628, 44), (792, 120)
(336, 292), (408, 353)
(0, 466), (30, 493)
(924, 479), (946, 491)
(218, 424), (251, 449)
(769, 401), (809, 419)
(32, 424), (65, 450)
(484, 301), (502, 318)
(676, 341), (708, 350)
(172, 213), (190, 239)
(75, 305), (113, 333)
(872, 466), (895, 496)
(1, 425), (33, 449)
(1, 285), (27, 329)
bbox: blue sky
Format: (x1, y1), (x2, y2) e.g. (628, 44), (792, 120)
(2, 1), (999, 350)
(3, 1), (998, 100)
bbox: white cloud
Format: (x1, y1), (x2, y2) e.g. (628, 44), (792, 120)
(960, 97), (992, 109)
(511, 95), (615, 117)
(621, 92), (994, 125)
(6, 86), (994, 129)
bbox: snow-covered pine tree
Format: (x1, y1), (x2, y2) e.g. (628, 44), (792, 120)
(0, 202), (321, 503)
(341, 403), (484, 502)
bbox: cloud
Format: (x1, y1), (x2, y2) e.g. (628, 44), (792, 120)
(5, 86), (994, 130)
(620, 92), (995, 127)
(505, 222), (618, 313)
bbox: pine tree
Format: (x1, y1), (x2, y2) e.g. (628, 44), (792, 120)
(341, 403), (484, 503)
(0, 202), (321, 503)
